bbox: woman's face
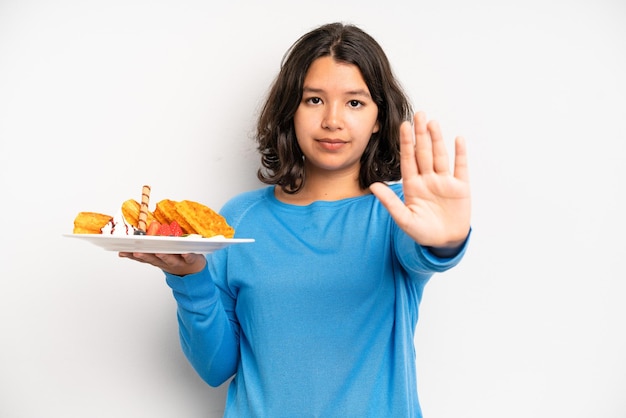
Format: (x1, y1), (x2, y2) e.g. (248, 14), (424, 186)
(294, 56), (379, 179)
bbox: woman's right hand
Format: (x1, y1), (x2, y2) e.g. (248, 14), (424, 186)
(119, 252), (207, 276)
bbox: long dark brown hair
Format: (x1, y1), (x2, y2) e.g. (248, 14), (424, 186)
(256, 22), (413, 194)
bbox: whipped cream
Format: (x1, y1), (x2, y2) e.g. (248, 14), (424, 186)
(101, 210), (136, 235)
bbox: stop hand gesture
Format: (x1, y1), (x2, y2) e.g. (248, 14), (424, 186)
(370, 111), (471, 250)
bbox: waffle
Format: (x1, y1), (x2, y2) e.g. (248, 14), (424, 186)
(73, 212), (113, 234)
(154, 199), (194, 234)
(121, 199), (157, 229)
(174, 200), (235, 238)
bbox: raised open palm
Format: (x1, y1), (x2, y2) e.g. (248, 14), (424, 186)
(370, 111), (471, 249)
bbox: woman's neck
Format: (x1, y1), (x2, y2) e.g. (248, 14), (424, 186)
(275, 168), (369, 205)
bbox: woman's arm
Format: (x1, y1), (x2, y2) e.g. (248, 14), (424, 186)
(165, 263), (240, 387)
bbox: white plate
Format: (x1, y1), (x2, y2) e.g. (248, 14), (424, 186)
(63, 234), (255, 254)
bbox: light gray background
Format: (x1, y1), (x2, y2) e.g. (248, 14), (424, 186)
(1, 1), (624, 417)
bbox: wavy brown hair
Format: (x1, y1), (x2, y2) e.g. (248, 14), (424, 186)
(256, 22), (413, 194)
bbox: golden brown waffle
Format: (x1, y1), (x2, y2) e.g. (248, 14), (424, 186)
(174, 200), (235, 238)
(154, 199), (192, 234)
(121, 199), (156, 229)
(73, 212), (113, 234)
(154, 199), (179, 226)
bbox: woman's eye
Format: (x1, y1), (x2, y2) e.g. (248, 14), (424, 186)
(348, 100), (362, 108)
(306, 97), (322, 105)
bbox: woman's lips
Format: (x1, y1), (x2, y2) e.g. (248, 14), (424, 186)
(316, 138), (347, 151)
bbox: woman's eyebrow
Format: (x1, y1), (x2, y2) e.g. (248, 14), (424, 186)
(302, 86), (372, 99)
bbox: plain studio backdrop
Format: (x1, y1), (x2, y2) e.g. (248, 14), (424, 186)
(1, 1), (624, 417)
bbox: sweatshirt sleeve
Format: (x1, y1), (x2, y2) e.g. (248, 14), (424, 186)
(164, 261), (239, 387)
(394, 226), (471, 275)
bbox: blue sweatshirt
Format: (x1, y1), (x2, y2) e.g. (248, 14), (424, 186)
(165, 184), (469, 417)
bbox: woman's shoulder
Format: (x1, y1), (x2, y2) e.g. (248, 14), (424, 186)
(225, 185), (273, 205)
(220, 186), (274, 222)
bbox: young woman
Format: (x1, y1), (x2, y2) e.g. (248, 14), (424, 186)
(121, 22), (471, 417)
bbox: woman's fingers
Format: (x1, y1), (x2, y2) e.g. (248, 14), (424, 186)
(118, 252), (206, 276)
(369, 181), (412, 230)
(453, 136), (470, 182)
(418, 112), (456, 175)
(399, 120), (418, 179)
(429, 119), (451, 174)
(414, 112), (433, 175)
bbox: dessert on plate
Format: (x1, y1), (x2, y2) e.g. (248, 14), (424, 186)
(72, 185), (235, 238)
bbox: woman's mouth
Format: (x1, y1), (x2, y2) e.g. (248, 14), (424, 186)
(317, 138), (347, 151)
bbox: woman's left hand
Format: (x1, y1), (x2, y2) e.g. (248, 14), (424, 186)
(370, 111), (471, 250)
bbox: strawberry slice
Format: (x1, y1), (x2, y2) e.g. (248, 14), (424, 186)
(169, 220), (183, 237)
(146, 221), (161, 236)
(157, 223), (172, 236)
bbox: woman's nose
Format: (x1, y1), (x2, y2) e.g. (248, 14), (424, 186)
(321, 104), (343, 130)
